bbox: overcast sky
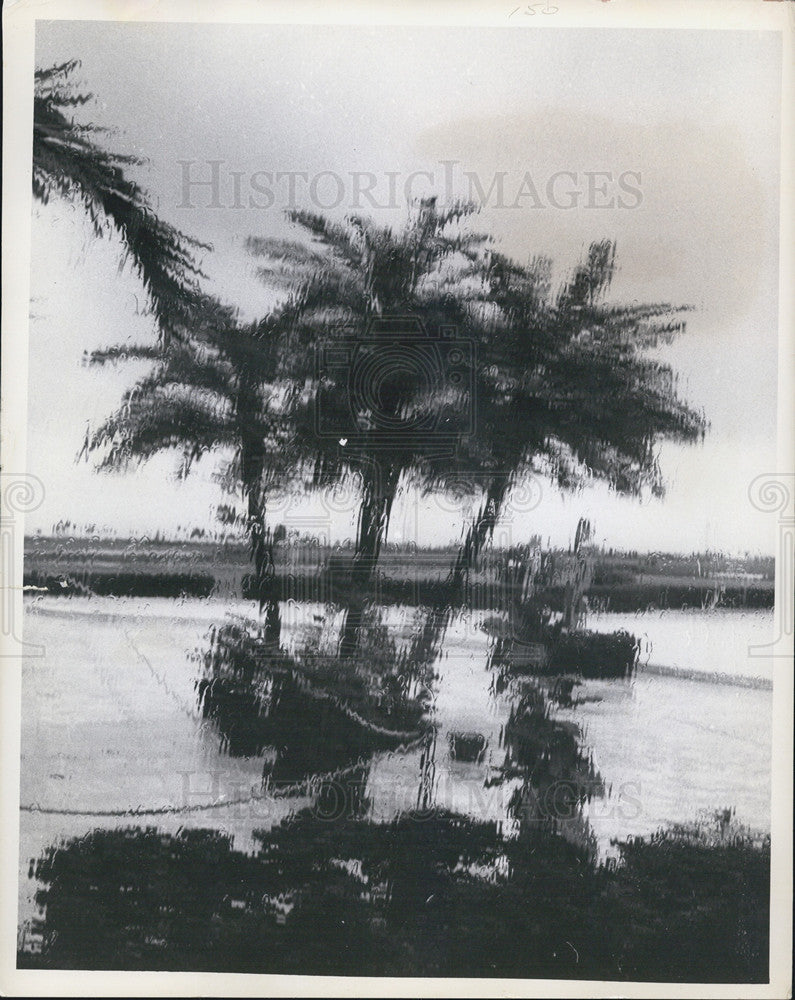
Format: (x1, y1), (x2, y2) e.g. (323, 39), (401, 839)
(26, 21), (782, 554)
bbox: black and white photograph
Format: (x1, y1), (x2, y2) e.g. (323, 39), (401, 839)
(1, 1), (793, 995)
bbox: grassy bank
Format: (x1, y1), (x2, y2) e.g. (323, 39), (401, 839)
(24, 537), (774, 611)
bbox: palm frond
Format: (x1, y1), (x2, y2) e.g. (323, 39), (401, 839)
(33, 61), (213, 347)
(88, 385), (236, 473)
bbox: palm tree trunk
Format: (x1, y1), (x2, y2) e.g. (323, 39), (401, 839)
(450, 475), (510, 595)
(352, 462), (401, 585)
(247, 488), (281, 646)
(238, 388), (281, 646)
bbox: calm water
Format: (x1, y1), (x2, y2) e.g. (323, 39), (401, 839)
(18, 595), (774, 942)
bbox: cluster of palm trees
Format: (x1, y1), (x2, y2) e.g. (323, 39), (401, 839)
(34, 62), (708, 644)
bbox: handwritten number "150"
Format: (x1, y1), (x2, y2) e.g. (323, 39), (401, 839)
(509, 3), (560, 17)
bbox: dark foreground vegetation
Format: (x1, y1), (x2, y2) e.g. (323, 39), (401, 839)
(18, 811), (769, 981)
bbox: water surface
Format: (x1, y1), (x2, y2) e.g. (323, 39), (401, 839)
(18, 595), (774, 952)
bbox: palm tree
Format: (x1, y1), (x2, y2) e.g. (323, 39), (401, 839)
(33, 60), (209, 347)
(87, 312), (299, 644)
(446, 241), (707, 586)
(247, 198), (495, 583)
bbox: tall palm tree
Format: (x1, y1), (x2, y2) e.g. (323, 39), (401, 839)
(445, 241), (707, 585)
(87, 312), (299, 644)
(247, 198), (495, 583)
(33, 60), (209, 347)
